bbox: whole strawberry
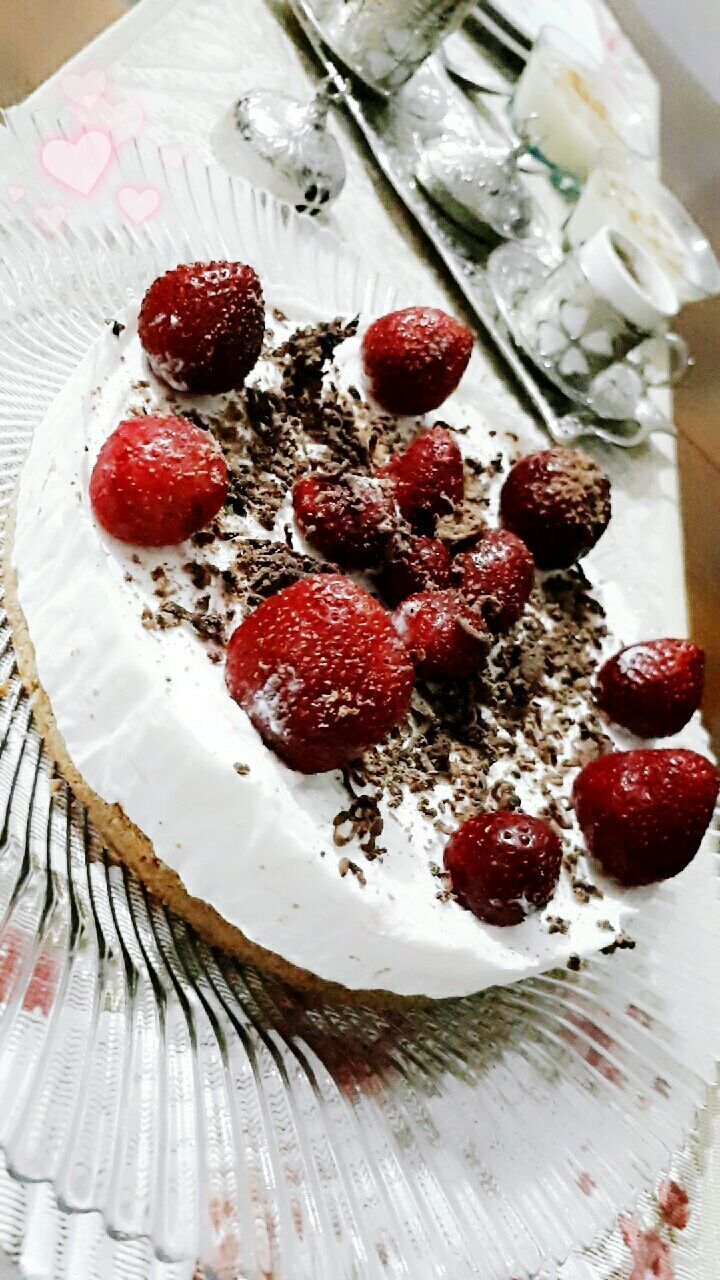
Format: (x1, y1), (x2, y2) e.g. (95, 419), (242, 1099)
(90, 415), (227, 546)
(293, 472), (397, 570)
(454, 529), (534, 633)
(226, 575), (415, 773)
(362, 306), (473, 416)
(138, 261), (264, 394)
(597, 639), (705, 738)
(444, 812), (562, 926)
(377, 534), (452, 606)
(392, 589), (488, 681)
(573, 748), (719, 885)
(500, 448), (611, 570)
(378, 426), (464, 532)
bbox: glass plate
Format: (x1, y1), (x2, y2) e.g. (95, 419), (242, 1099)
(0, 135), (718, 1280)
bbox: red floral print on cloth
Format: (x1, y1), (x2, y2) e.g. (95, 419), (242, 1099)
(620, 1215), (675, 1280)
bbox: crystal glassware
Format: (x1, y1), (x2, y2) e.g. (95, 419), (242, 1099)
(306, 0), (478, 96)
(511, 226), (688, 419)
(0, 128), (718, 1280)
(565, 150), (720, 304)
(511, 25), (653, 195)
(211, 78), (346, 214)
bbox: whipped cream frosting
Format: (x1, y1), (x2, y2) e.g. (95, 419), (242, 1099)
(12, 288), (707, 998)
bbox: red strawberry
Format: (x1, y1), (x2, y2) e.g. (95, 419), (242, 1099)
(362, 306), (473, 417)
(500, 448), (611, 570)
(596, 639), (705, 738)
(454, 529), (534, 633)
(444, 812), (562, 926)
(90, 415), (227, 546)
(292, 472), (397, 570)
(377, 534), (452, 606)
(392, 590), (488, 681)
(573, 748), (719, 886)
(225, 575), (414, 773)
(138, 261), (264, 394)
(378, 426), (464, 532)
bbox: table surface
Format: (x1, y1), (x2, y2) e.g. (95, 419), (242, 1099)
(1, 2), (719, 1277)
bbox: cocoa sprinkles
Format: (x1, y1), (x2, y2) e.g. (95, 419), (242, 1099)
(135, 317), (614, 918)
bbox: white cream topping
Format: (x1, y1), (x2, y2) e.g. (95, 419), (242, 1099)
(12, 290), (710, 998)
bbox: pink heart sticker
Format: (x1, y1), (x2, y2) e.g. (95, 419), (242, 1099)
(63, 69), (107, 110)
(117, 185), (161, 226)
(74, 97), (144, 148)
(161, 143), (185, 170)
(7, 185), (25, 204)
(33, 204), (67, 235)
(40, 131), (113, 197)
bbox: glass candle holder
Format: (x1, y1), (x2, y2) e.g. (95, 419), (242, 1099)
(514, 226), (688, 419)
(311, 0), (478, 96)
(511, 26), (652, 195)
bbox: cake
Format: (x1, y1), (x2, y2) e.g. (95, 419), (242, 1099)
(6, 260), (716, 1002)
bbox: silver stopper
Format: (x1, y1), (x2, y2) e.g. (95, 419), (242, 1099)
(212, 78), (347, 215)
(415, 132), (534, 242)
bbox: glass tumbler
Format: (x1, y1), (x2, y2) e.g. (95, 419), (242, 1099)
(511, 25), (652, 194)
(314, 0), (478, 95)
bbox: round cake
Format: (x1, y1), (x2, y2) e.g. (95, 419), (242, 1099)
(6, 265), (715, 1001)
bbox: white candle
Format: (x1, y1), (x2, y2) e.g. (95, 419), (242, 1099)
(512, 27), (647, 184)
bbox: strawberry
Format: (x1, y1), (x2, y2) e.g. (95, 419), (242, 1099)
(292, 472), (397, 570)
(444, 812), (562, 926)
(454, 528), (534, 633)
(225, 575), (415, 773)
(392, 590), (488, 681)
(362, 306), (473, 417)
(138, 261), (264, 394)
(90, 415), (227, 546)
(573, 748), (719, 885)
(377, 534), (452, 606)
(377, 426), (464, 532)
(500, 448), (611, 570)
(596, 638), (705, 738)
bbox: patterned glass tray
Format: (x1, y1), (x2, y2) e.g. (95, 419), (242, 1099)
(0, 136), (718, 1280)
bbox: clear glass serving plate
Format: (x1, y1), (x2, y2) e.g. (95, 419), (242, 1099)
(0, 136), (717, 1280)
